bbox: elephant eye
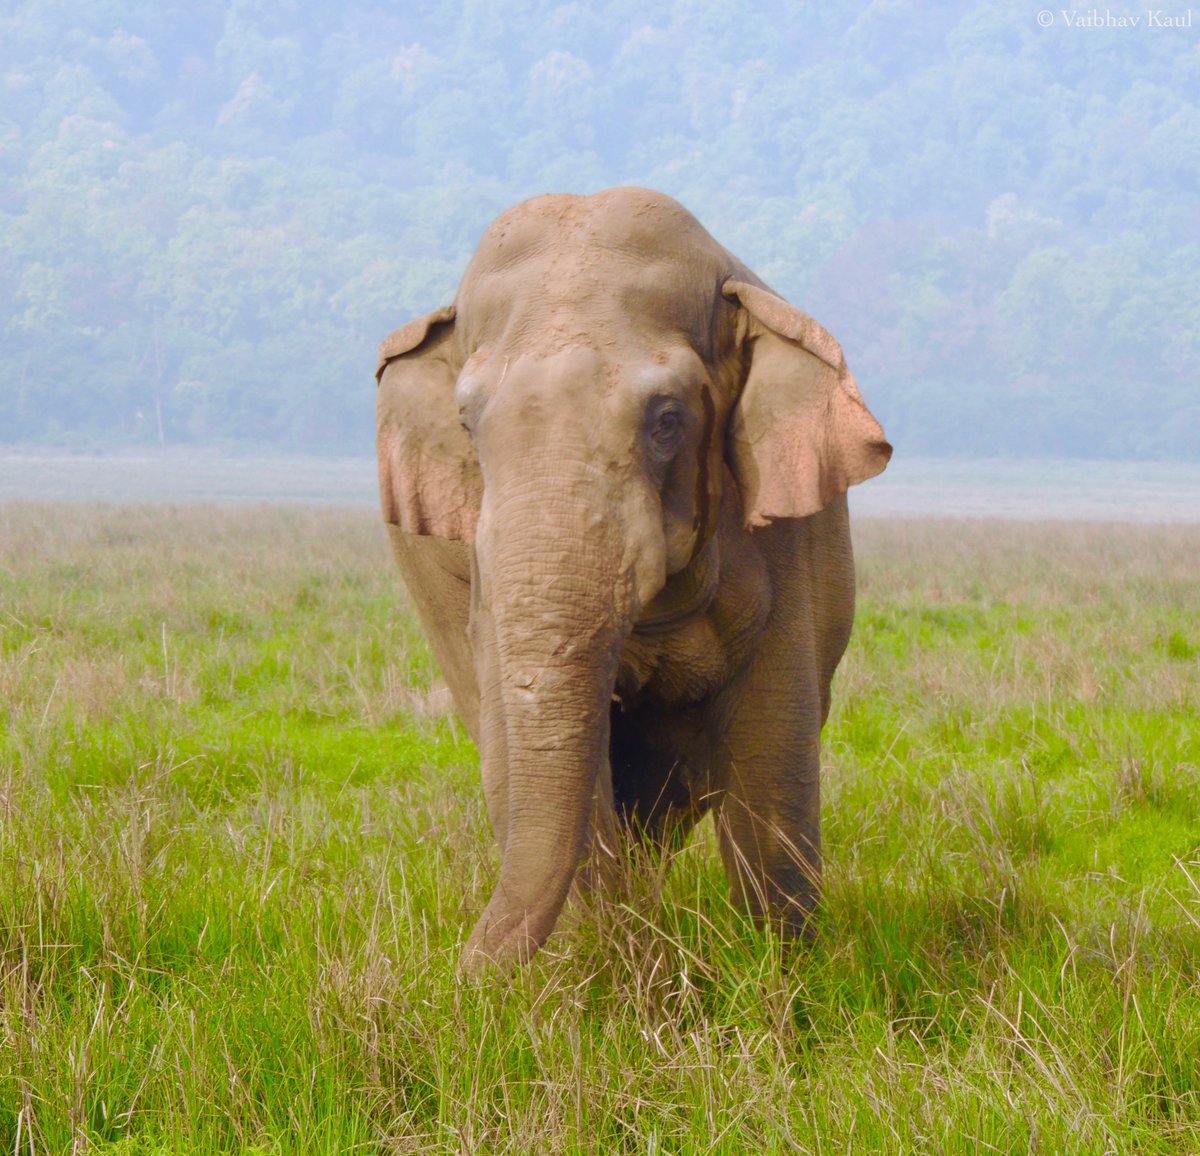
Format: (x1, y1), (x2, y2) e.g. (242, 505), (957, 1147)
(648, 403), (685, 457)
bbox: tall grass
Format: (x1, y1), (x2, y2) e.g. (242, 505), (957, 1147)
(1, 504), (1197, 1153)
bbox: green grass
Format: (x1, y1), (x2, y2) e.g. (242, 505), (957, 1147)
(1, 504), (1198, 1154)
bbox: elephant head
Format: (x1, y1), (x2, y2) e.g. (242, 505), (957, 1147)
(376, 188), (890, 968)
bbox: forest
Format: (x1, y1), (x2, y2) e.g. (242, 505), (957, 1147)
(1, 0), (1197, 458)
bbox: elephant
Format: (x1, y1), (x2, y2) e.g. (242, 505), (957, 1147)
(375, 187), (890, 970)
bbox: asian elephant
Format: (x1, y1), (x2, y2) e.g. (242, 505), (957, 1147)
(375, 187), (890, 970)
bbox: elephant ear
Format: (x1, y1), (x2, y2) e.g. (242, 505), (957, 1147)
(723, 279), (891, 528)
(375, 305), (481, 542)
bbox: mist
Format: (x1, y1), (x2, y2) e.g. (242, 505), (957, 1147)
(1, 1), (1196, 460)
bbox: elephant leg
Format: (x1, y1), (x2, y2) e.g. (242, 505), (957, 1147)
(385, 529), (479, 740)
(711, 502), (854, 937)
(713, 655), (824, 939)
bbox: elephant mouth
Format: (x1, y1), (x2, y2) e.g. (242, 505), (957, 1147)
(630, 536), (719, 636)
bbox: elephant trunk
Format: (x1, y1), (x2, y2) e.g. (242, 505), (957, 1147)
(461, 477), (638, 968)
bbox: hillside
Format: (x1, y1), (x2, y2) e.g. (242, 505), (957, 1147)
(1, 1), (1196, 457)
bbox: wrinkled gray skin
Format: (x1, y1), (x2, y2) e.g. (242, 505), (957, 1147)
(376, 188), (891, 970)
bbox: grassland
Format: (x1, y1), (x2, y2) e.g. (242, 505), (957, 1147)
(1, 503), (1197, 1154)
